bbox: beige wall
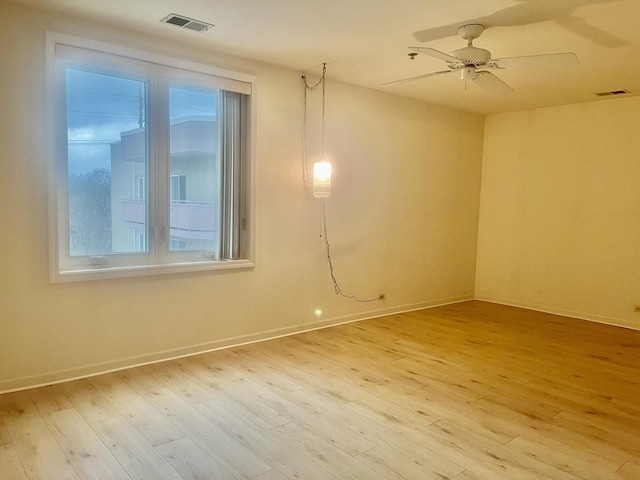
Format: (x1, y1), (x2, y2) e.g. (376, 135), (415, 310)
(0, 2), (484, 391)
(477, 97), (640, 329)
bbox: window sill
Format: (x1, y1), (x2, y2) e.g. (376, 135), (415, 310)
(51, 259), (255, 283)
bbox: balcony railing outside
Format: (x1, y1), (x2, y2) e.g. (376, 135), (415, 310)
(121, 199), (217, 240)
(170, 200), (217, 240)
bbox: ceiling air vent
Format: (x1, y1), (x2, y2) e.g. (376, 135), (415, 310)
(161, 13), (214, 32)
(595, 89), (630, 97)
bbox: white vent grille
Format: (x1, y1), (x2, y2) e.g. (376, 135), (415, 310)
(595, 89), (629, 97)
(161, 14), (214, 32)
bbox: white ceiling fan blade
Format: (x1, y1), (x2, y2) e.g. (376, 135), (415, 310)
(490, 52), (579, 69)
(380, 70), (452, 87)
(409, 47), (461, 63)
(473, 71), (514, 94)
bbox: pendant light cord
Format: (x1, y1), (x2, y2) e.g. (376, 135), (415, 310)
(302, 64), (381, 303)
(301, 64), (326, 186)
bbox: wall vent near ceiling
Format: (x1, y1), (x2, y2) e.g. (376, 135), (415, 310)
(161, 13), (214, 32)
(595, 89), (630, 97)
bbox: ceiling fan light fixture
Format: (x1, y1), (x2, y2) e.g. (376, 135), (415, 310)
(461, 67), (475, 81)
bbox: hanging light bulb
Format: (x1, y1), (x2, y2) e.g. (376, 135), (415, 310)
(302, 64), (333, 199)
(313, 160), (332, 198)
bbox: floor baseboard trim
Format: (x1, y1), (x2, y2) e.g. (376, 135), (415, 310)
(0, 295), (473, 394)
(475, 296), (640, 332)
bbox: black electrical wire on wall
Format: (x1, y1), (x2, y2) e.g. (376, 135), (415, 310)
(302, 64), (382, 303)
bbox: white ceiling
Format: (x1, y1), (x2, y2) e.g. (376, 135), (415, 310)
(15, 0), (640, 114)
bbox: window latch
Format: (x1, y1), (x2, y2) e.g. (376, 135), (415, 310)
(90, 256), (111, 265)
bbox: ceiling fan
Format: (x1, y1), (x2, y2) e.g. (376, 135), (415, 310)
(382, 24), (579, 93)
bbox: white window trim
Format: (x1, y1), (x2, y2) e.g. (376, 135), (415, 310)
(45, 31), (257, 283)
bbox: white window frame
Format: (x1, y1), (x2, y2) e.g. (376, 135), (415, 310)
(46, 32), (256, 282)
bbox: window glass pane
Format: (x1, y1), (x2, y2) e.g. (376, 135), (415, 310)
(169, 87), (219, 253)
(66, 68), (147, 256)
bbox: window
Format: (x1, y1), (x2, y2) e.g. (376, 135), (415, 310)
(170, 174), (187, 202)
(135, 176), (145, 200)
(135, 232), (146, 252)
(47, 33), (255, 281)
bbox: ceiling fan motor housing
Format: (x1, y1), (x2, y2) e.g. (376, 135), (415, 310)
(450, 46), (491, 66)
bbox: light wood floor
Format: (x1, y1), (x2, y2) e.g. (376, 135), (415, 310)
(1, 301), (639, 480)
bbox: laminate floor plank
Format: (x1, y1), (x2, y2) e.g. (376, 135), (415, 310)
(250, 344), (363, 403)
(167, 357), (233, 395)
(26, 384), (73, 416)
(202, 348), (304, 395)
(332, 398), (468, 479)
(0, 416), (10, 446)
(246, 386), (377, 456)
(361, 382), (521, 445)
(43, 408), (129, 480)
(283, 336), (423, 394)
(1, 392), (76, 480)
(551, 410), (640, 457)
(451, 468), (494, 479)
(141, 388), (272, 479)
(472, 397), (635, 465)
(0, 391), (38, 418)
(89, 373), (185, 447)
(426, 420), (583, 480)
(356, 445), (461, 480)
(211, 381), (294, 430)
(608, 397), (640, 419)
(505, 434), (625, 480)
(0, 301), (638, 480)
(250, 470), (289, 480)
(117, 364), (175, 395)
(155, 437), (235, 480)
(91, 415), (182, 480)
(0, 443), (30, 480)
(151, 362), (218, 405)
(192, 352), (252, 385)
(342, 388), (441, 429)
(58, 379), (121, 424)
(195, 399), (340, 480)
(617, 461), (640, 479)
(469, 373), (624, 422)
(275, 421), (389, 480)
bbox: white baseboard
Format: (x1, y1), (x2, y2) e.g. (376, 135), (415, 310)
(0, 295), (473, 394)
(475, 295), (640, 332)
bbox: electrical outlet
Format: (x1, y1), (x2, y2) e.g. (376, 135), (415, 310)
(634, 305), (640, 313)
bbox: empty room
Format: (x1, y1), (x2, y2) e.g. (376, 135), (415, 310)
(0, 0), (639, 479)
